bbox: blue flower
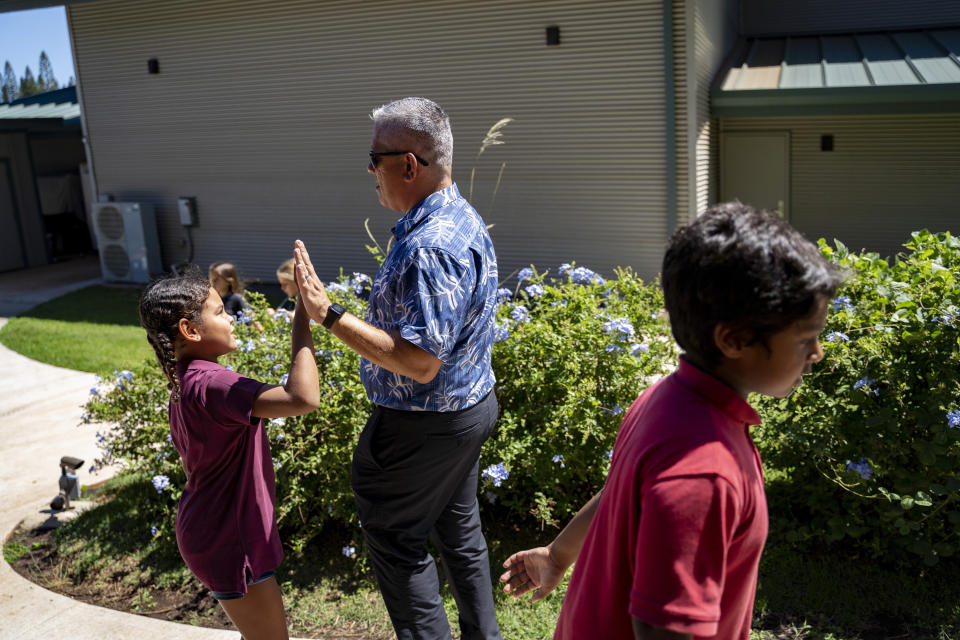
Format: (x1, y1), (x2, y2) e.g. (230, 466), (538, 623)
(493, 321), (511, 343)
(342, 545), (356, 558)
(89, 387), (99, 396)
(933, 313), (956, 325)
(605, 449), (613, 459)
(517, 267), (534, 282)
(826, 331), (850, 343)
(496, 287), (513, 302)
(279, 373), (289, 386)
(558, 263), (571, 275)
(269, 418), (285, 427)
(629, 343), (649, 356)
(845, 458), (873, 480)
(88, 465), (96, 474)
(510, 305), (530, 324)
(151, 475), (170, 493)
(602, 317), (635, 340)
(151, 526), (158, 536)
(832, 296), (853, 311)
(605, 344), (623, 353)
(96, 431), (105, 443)
(947, 410), (960, 429)
(605, 405), (624, 416)
(853, 377), (879, 396)
(242, 339), (255, 353)
(327, 281), (350, 295)
(236, 310), (252, 325)
(482, 463), (509, 487)
(569, 266), (605, 285)
(552, 454), (565, 468)
(524, 284), (544, 299)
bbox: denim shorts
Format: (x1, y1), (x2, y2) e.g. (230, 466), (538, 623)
(210, 569), (275, 601)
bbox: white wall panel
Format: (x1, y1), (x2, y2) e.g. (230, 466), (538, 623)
(69, 0), (669, 282)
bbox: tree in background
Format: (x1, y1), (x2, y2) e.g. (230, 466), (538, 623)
(36, 51), (58, 92)
(18, 66), (38, 98)
(1, 61), (17, 103)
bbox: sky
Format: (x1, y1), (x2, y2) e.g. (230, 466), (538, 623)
(0, 5), (75, 85)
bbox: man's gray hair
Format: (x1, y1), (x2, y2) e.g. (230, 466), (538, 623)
(370, 97), (453, 168)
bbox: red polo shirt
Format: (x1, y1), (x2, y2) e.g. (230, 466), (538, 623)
(555, 359), (768, 639)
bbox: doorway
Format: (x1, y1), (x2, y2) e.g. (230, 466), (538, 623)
(720, 131), (790, 220)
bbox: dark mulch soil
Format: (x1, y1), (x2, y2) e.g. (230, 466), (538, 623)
(6, 523), (384, 639)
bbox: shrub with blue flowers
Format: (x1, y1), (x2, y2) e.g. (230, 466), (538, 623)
(83, 265), (675, 557)
(752, 231), (960, 566)
(82, 231), (960, 570)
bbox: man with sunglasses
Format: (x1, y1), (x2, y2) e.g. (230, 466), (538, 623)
(294, 97), (501, 640)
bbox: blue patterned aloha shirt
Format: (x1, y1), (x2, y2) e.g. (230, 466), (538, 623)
(361, 183), (498, 411)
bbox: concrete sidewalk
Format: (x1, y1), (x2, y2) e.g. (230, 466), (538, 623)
(0, 262), (254, 639)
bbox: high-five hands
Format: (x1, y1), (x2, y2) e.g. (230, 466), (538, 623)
(499, 546), (566, 602)
(293, 239), (332, 325)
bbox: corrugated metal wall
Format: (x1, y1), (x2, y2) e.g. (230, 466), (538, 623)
(719, 114), (960, 257)
(673, 0), (737, 224)
(689, 0), (737, 221)
(741, 0), (960, 37)
(68, 0), (669, 282)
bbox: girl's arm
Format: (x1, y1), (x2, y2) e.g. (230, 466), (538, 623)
(252, 297), (320, 418)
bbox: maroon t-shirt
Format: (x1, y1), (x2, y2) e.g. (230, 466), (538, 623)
(168, 358), (283, 593)
(555, 359), (768, 639)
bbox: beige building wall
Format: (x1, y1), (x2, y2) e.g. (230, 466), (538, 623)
(672, 0), (738, 224)
(740, 0), (960, 36)
(719, 113), (960, 258)
(68, 0), (671, 282)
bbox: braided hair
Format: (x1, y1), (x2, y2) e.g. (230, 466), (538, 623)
(139, 274), (211, 402)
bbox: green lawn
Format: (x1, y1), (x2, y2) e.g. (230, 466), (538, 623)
(0, 285), (152, 375)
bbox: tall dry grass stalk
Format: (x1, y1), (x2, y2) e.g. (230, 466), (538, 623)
(468, 117), (513, 203)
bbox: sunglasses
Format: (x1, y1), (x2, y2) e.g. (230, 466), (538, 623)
(369, 150), (430, 167)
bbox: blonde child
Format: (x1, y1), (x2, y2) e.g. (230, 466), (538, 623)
(139, 270), (319, 639)
(273, 258), (298, 314)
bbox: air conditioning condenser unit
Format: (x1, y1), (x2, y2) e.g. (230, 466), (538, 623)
(91, 202), (162, 283)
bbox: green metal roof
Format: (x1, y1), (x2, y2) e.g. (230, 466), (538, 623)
(0, 86), (80, 125)
(713, 28), (960, 116)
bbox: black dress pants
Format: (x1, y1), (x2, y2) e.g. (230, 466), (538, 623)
(351, 391), (502, 640)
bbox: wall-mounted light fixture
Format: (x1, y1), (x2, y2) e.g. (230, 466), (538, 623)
(147, 58), (160, 74)
(546, 26), (560, 46)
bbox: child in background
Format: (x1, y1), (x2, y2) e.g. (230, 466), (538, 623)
(209, 261), (249, 318)
(139, 270), (319, 640)
(500, 202), (844, 640)
(272, 258), (298, 314)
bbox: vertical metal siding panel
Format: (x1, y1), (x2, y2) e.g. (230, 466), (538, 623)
(672, 0), (689, 222)
(741, 0), (960, 37)
(719, 115), (960, 258)
(691, 0), (737, 218)
(69, 0), (668, 282)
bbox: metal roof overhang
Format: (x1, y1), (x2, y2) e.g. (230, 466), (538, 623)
(0, 0), (95, 12)
(712, 29), (960, 117)
(713, 83), (960, 117)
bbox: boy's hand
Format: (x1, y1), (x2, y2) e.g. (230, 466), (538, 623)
(293, 239), (333, 324)
(499, 546), (566, 602)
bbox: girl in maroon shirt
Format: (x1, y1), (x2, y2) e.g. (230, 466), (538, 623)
(139, 269), (319, 640)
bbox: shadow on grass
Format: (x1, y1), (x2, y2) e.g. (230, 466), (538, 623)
(20, 285), (145, 326)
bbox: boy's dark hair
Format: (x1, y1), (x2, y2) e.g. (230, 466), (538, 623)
(662, 201), (843, 366)
(139, 272), (210, 402)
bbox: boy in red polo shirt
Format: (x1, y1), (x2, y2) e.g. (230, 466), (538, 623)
(500, 202), (843, 639)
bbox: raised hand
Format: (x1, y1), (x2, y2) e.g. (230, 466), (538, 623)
(499, 546), (567, 602)
(293, 239), (332, 324)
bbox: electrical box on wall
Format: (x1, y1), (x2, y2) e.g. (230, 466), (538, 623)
(177, 197), (197, 226)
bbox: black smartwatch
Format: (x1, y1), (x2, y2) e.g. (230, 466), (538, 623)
(322, 303), (345, 329)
